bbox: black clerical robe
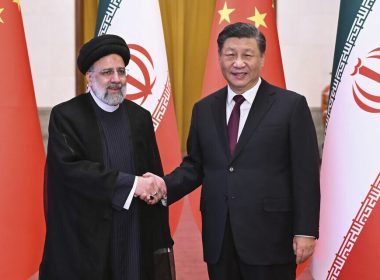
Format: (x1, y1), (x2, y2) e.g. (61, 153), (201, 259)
(39, 93), (173, 280)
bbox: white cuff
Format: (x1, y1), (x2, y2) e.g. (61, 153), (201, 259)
(123, 176), (138, 210)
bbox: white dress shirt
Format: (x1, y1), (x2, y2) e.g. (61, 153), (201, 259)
(226, 78), (261, 140)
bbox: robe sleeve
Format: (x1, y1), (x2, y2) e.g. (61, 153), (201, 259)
(112, 172), (135, 210)
(46, 106), (123, 209)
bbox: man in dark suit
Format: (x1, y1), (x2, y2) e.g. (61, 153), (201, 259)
(146, 22), (320, 279)
(39, 35), (173, 280)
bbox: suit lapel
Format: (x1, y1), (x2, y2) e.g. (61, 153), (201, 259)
(231, 80), (276, 162)
(211, 87), (231, 159)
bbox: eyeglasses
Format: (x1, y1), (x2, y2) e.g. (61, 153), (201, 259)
(89, 67), (128, 78)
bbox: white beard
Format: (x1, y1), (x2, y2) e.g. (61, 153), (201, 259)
(91, 81), (127, 106)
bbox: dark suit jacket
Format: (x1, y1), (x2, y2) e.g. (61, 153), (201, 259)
(39, 94), (173, 280)
(165, 79), (320, 265)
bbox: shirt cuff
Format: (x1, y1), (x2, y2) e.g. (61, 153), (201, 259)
(112, 172), (134, 211)
(294, 235), (316, 239)
(123, 176), (138, 210)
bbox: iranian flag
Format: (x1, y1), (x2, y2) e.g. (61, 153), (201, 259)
(311, 0), (380, 279)
(95, 0), (183, 232)
(0, 1), (45, 279)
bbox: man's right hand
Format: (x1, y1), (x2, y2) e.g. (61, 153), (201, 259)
(134, 173), (166, 204)
(142, 172), (167, 205)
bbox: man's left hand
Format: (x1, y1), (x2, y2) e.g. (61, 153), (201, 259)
(293, 236), (316, 264)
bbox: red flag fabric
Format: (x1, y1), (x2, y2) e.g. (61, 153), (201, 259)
(0, 2), (45, 279)
(338, 178), (380, 279)
(201, 0), (285, 99)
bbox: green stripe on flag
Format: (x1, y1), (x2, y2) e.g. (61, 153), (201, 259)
(331, 0), (363, 79)
(327, 0), (376, 127)
(95, 0), (123, 36)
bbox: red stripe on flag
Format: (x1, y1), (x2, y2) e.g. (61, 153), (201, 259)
(327, 172), (380, 279)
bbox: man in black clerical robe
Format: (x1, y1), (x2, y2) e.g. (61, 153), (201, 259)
(39, 35), (173, 280)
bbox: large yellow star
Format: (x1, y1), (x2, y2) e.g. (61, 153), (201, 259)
(247, 7), (267, 29)
(0, 8), (4, 24)
(218, 2), (235, 24)
(13, 0), (20, 10)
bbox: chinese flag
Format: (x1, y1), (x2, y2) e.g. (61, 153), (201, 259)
(200, 0), (285, 99)
(0, 2), (45, 279)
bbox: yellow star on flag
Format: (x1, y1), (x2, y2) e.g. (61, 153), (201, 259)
(13, 0), (20, 10)
(0, 8), (4, 24)
(218, 1), (235, 24)
(247, 7), (267, 29)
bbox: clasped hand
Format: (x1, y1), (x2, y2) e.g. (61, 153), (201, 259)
(134, 172), (167, 205)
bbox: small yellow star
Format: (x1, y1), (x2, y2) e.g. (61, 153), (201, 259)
(13, 0), (20, 10)
(0, 8), (4, 24)
(218, 1), (235, 24)
(247, 7), (267, 29)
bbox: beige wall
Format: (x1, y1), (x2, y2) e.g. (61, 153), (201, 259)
(277, 0), (340, 107)
(21, 0), (75, 108)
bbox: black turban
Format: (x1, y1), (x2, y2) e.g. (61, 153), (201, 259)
(77, 34), (130, 74)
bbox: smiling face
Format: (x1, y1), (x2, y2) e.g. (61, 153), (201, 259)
(219, 37), (265, 94)
(86, 54), (127, 106)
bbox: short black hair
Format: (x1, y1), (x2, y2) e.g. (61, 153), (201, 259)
(217, 22), (266, 55)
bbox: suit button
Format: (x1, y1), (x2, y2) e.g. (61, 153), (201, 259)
(229, 166), (234, 172)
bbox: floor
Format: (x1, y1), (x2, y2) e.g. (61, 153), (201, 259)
(172, 197), (208, 279)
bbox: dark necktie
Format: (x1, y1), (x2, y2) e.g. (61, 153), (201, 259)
(227, 95), (245, 154)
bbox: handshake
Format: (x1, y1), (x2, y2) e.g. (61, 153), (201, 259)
(134, 172), (167, 205)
